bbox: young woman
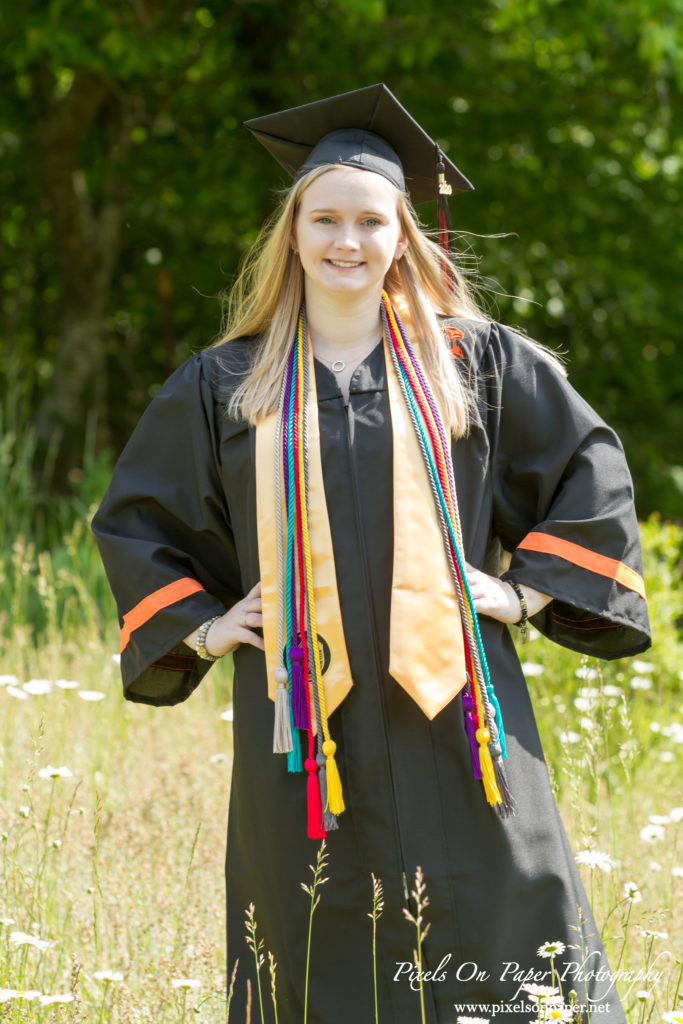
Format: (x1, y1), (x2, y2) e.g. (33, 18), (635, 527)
(94, 85), (650, 1023)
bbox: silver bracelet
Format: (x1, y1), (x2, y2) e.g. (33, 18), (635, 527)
(195, 616), (221, 662)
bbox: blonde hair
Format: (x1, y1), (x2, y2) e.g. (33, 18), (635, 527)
(216, 165), (552, 434)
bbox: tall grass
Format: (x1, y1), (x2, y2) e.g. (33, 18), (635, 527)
(0, 420), (681, 1020)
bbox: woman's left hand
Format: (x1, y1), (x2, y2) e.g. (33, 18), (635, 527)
(465, 563), (552, 623)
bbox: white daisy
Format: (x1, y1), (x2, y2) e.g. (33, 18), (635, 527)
(649, 814), (670, 825)
(631, 659), (655, 674)
(455, 1018), (490, 1024)
(0, 917), (16, 925)
(111, 654), (121, 664)
(559, 731), (580, 744)
(55, 679), (80, 689)
(77, 690), (106, 701)
(623, 881), (642, 903)
(0, 674), (19, 687)
(18, 805), (29, 818)
(671, 806), (683, 822)
(220, 709), (234, 721)
(209, 753), (228, 763)
(12, 990), (42, 1001)
(37, 765), (73, 779)
(0, 990), (17, 1003)
(602, 684), (623, 697)
(9, 931), (53, 951)
(6, 685), (29, 700)
(575, 666), (598, 680)
(573, 697), (592, 712)
(630, 676), (652, 690)
(521, 662), (544, 676)
(23, 679), (52, 695)
(39, 993), (74, 1005)
(636, 990), (652, 1001)
(648, 861), (663, 872)
(671, 866), (683, 878)
(663, 1012), (683, 1023)
(640, 928), (668, 939)
(93, 970), (123, 982)
(537, 940), (566, 958)
(639, 824), (666, 843)
(660, 751), (676, 762)
(575, 849), (614, 871)
(171, 978), (201, 990)
(522, 983), (562, 997)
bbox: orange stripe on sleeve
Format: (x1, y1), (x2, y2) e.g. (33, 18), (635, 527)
(517, 532), (646, 600)
(120, 577), (206, 652)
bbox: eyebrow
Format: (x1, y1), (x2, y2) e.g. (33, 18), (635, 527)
(307, 207), (389, 216)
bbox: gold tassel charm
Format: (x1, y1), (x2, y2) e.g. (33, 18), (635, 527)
(322, 739), (345, 815)
(476, 728), (502, 806)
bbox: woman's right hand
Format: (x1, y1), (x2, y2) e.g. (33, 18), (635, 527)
(184, 581), (264, 656)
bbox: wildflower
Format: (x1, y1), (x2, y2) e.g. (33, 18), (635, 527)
(578, 686), (600, 699)
(220, 709), (234, 721)
(623, 881), (642, 902)
(50, 839), (62, 849)
(630, 676), (652, 690)
(522, 983), (562, 997)
(9, 931), (53, 951)
(639, 824), (665, 842)
(39, 994), (74, 1005)
(18, 806), (29, 818)
(93, 970), (123, 983)
(672, 867), (683, 878)
(660, 752), (676, 762)
(636, 990), (652, 1001)
(521, 662), (544, 676)
(111, 654), (121, 664)
(539, 1006), (573, 1022)
(602, 684), (623, 697)
(0, 990), (17, 1002)
(6, 685), (29, 700)
(55, 679), (79, 689)
(559, 731), (580, 744)
(0, 917), (16, 925)
(23, 679), (52, 695)
(0, 674), (19, 686)
(640, 928), (668, 939)
(536, 940), (566, 959)
(575, 850), (614, 872)
(37, 765), (73, 779)
(663, 1012), (683, 1023)
(171, 978), (201, 989)
(648, 861), (662, 872)
(11, 990), (42, 1000)
(456, 1017), (490, 1024)
(210, 753), (228, 763)
(632, 659), (655, 673)
(649, 814), (670, 825)
(650, 722), (661, 732)
(575, 666), (598, 680)
(579, 717), (593, 731)
(573, 697), (592, 712)
(77, 690), (105, 701)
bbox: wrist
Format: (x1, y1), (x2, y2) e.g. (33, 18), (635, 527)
(505, 579), (528, 639)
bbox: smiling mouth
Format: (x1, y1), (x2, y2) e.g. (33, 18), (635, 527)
(325, 259), (364, 268)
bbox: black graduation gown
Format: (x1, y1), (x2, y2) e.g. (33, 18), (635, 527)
(93, 320), (650, 1024)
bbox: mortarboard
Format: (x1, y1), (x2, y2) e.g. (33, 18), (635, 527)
(244, 83), (474, 206)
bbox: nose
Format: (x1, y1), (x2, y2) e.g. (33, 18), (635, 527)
(333, 225), (360, 251)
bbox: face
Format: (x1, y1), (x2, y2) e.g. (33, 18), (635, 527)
(293, 166), (407, 304)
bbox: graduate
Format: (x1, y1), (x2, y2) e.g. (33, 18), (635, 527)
(93, 84), (651, 1023)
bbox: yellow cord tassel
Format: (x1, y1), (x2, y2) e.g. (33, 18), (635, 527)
(476, 728), (502, 806)
(322, 740), (345, 815)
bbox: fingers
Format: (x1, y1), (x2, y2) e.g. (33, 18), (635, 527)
(234, 626), (265, 651)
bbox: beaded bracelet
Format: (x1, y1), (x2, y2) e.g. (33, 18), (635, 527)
(506, 580), (528, 642)
(196, 615), (221, 662)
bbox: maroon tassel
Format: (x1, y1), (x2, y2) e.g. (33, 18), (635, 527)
(289, 644), (308, 730)
(462, 693), (483, 779)
(305, 758), (326, 839)
(436, 148), (456, 291)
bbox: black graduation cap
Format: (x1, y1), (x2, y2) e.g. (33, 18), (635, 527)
(244, 83), (474, 205)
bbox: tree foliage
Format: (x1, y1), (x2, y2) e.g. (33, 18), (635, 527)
(1, 0), (681, 516)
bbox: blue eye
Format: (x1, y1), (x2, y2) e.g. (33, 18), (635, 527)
(364, 218), (381, 227)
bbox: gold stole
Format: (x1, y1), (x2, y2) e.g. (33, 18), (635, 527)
(255, 332), (467, 722)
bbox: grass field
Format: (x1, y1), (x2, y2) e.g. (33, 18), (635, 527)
(0, 513), (681, 1022)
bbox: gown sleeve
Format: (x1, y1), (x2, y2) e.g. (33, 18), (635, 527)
(484, 321), (651, 659)
(92, 352), (243, 705)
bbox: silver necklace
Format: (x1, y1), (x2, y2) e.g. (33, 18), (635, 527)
(315, 337), (382, 374)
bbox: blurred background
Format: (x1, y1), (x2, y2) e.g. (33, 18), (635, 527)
(1, 0), (681, 545)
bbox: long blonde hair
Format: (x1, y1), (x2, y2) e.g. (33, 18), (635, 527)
(217, 165), (488, 435)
